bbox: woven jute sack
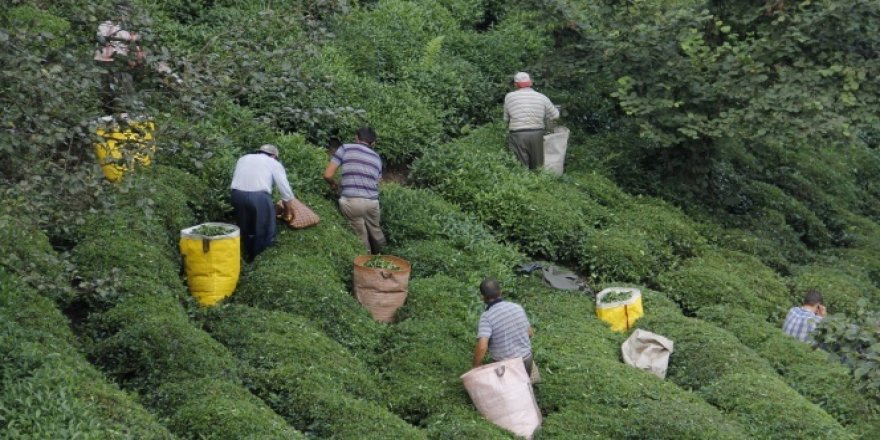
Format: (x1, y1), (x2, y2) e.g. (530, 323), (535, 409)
(275, 199), (320, 229)
(352, 255), (411, 323)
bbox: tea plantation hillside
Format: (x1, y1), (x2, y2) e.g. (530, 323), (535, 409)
(2, 0), (880, 439)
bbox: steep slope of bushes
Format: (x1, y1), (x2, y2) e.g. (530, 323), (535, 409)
(0, 271), (175, 439)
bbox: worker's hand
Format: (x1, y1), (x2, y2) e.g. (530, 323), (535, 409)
(283, 200), (296, 220)
(816, 304), (827, 317)
(329, 181), (340, 195)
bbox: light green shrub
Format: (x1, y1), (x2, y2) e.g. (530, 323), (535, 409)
(0, 273), (174, 440)
(698, 305), (880, 436)
(0, 203), (74, 306)
(656, 249), (790, 317)
(423, 406), (515, 439)
(380, 316), (474, 423)
(89, 293), (239, 389)
(332, 0), (458, 80)
(206, 304), (379, 399)
(151, 377), (303, 439)
(789, 263), (880, 316)
(700, 372), (854, 440)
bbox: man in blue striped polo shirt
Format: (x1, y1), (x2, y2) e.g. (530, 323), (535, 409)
(473, 278), (535, 374)
(782, 289), (827, 342)
(323, 127), (386, 254)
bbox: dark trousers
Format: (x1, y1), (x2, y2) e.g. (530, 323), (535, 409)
(231, 189), (276, 262)
(508, 130), (545, 170)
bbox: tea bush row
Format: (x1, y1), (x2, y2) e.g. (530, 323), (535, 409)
(0, 271), (175, 439)
(205, 305), (426, 439)
(635, 311), (855, 439)
(506, 278), (750, 439)
(698, 305), (880, 437)
(68, 181), (304, 438)
(379, 185), (756, 438)
(409, 124), (709, 284)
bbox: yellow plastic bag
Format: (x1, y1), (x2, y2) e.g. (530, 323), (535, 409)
(596, 287), (644, 332)
(94, 116), (156, 182)
(180, 223), (240, 306)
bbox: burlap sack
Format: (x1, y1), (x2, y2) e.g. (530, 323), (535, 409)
(461, 358), (542, 439)
(275, 199), (320, 229)
(352, 255), (411, 323)
(621, 329), (674, 379)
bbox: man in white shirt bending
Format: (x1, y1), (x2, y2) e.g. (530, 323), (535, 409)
(230, 144), (296, 262)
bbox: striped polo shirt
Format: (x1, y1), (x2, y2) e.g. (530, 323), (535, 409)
(782, 306), (823, 342)
(503, 87), (560, 131)
(478, 300), (532, 362)
(331, 143), (382, 200)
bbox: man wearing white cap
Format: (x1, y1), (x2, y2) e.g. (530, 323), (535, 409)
(230, 144), (297, 262)
(503, 72), (560, 169)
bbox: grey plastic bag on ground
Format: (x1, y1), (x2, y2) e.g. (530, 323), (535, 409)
(543, 126), (570, 176)
(541, 265), (585, 291)
(621, 329), (674, 379)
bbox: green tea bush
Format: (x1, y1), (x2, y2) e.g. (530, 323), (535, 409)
(422, 406), (515, 440)
(789, 263), (880, 316)
(635, 312), (856, 438)
(812, 305), (880, 405)
(410, 124), (605, 261)
(69, 207), (182, 308)
(700, 372), (854, 440)
(702, 225), (794, 274)
(0, 203), (75, 306)
(206, 305), (379, 399)
(698, 305), (880, 435)
(0, 273), (174, 439)
(232, 203), (383, 359)
(248, 377), (425, 440)
(88, 293), (239, 390)
(332, 0), (458, 81)
(382, 184), (523, 285)
(743, 181), (834, 250)
(635, 313), (774, 391)
(380, 316), (474, 422)
(151, 377), (303, 439)
(511, 276), (625, 361)
(446, 11), (550, 85)
(655, 249), (790, 317)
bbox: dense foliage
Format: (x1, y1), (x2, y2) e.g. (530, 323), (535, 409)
(2, 0), (880, 438)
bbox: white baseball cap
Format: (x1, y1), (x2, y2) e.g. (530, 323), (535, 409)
(513, 72), (533, 87)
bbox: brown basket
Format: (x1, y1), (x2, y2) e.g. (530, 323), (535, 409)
(352, 255), (411, 323)
(275, 199), (320, 229)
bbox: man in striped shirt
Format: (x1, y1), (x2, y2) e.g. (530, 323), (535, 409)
(323, 127), (386, 254)
(503, 71), (560, 170)
(473, 279), (535, 374)
(782, 289), (827, 342)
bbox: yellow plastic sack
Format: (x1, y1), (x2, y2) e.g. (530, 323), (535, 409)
(94, 116), (156, 182)
(596, 287), (644, 332)
(180, 223), (240, 306)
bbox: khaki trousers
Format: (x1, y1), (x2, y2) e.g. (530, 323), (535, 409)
(508, 129), (545, 170)
(339, 197), (386, 254)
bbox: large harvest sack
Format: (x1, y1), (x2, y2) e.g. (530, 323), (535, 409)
(180, 223), (241, 306)
(542, 126), (570, 176)
(621, 329), (674, 379)
(275, 199), (320, 229)
(596, 287), (644, 332)
(352, 255), (411, 323)
(94, 115), (156, 182)
(461, 358), (542, 439)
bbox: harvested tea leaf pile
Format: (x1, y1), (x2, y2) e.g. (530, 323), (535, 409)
(192, 225), (234, 236)
(600, 290), (632, 304)
(363, 256), (401, 271)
